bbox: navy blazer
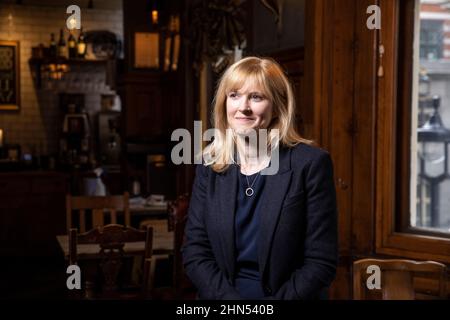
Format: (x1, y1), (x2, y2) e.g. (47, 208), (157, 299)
(182, 143), (338, 300)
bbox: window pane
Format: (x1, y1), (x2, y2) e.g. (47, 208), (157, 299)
(411, 0), (450, 233)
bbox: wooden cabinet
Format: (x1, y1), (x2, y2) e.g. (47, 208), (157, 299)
(118, 0), (186, 197)
(0, 172), (67, 256)
(119, 73), (166, 140)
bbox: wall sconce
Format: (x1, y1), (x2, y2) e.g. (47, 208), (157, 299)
(147, 0), (159, 27)
(152, 9), (159, 26)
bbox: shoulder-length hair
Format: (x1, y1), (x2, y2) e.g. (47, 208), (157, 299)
(203, 56), (311, 173)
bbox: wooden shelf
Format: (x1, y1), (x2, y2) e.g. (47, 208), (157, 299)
(28, 57), (117, 90)
(29, 57), (111, 65)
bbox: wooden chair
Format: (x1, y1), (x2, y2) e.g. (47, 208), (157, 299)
(168, 194), (192, 297)
(139, 193), (195, 299)
(69, 223), (154, 299)
(353, 258), (447, 300)
(66, 192), (130, 233)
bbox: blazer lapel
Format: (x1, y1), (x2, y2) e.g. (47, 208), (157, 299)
(258, 146), (292, 277)
(215, 164), (238, 279)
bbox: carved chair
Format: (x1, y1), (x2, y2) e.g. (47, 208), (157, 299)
(353, 258), (447, 300)
(69, 223), (153, 299)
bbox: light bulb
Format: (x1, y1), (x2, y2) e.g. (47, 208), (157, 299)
(152, 10), (159, 25)
(419, 142), (445, 164)
(69, 18), (77, 30)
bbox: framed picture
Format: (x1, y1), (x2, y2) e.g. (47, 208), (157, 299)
(0, 40), (20, 111)
(134, 32), (159, 69)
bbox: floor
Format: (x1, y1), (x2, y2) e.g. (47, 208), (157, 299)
(0, 253), (176, 299)
(1, 255), (68, 299)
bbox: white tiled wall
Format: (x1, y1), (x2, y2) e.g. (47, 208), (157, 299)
(0, 3), (123, 156)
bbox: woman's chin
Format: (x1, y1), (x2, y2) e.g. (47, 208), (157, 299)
(234, 127), (257, 136)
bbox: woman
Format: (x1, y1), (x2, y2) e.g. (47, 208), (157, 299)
(182, 57), (338, 300)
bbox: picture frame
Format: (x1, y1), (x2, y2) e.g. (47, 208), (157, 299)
(0, 40), (20, 111)
(134, 32), (159, 69)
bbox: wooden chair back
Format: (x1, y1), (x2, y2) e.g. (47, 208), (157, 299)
(136, 193), (194, 299)
(168, 193), (190, 291)
(69, 223), (153, 299)
(353, 258), (447, 300)
(66, 192), (130, 233)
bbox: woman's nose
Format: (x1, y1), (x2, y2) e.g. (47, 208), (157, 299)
(238, 97), (251, 112)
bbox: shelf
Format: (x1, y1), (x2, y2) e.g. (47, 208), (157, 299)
(28, 57), (117, 90)
(29, 57), (111, 65)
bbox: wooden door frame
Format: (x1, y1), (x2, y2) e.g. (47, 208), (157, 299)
(305, 0), (379, 299)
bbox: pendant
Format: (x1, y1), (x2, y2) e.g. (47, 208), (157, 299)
(245, 187), (254, 197)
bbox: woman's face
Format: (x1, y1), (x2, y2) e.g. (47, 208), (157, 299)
(226, 80), (273, 134)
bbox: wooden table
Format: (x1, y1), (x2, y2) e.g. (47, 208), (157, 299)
(57, 219), (174, 259)
(129, 203), (169, 217)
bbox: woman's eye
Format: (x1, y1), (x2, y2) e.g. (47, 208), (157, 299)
(229, 92), (239, 99)
(251, 94), (263, 101)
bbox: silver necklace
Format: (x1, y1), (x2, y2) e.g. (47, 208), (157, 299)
(238, 150), (262, 196)
(243, 171), (260, 197)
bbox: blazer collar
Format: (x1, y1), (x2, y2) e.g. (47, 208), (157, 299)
(215, 145), (292, 279)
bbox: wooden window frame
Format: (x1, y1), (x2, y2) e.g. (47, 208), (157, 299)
(377, 0), (450, 263)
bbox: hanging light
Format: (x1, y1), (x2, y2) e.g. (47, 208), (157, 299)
(147, 0), (159, 27)
(68, 17), (77, 30)
(152, 9), (159, 26)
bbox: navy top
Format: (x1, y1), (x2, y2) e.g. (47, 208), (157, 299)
(234, 168), (266, 299)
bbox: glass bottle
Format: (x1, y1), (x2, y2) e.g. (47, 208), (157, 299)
(68, 31), (77, 59)
(57, 28), (67, 58)
(77, 28), (87, 59)
(49, 33), (57, 58)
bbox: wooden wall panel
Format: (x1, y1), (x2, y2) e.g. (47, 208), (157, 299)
(0, 173), (67, 256)
(269, 48), (308, 137)
(122, 74), (164, 139)
(305, 0), (359, 299)
(327, 0), (356, 259)
(351, 0), (378, 256)
(304, 0), (323, 143)
(306, 0), (379, 299)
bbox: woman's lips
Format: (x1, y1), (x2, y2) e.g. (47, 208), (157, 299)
(235, 117), (255, 123)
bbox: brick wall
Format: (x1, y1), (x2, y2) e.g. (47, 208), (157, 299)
(0, 3), (123, 156)
(421, 3), (450, 60)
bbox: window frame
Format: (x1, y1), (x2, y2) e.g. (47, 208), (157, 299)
(376, 0), (450, 263)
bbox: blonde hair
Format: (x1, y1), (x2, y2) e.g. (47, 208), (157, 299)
(203, 56), (311, 173)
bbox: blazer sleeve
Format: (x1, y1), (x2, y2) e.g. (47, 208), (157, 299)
(181, 164), (241, 300)
(273, 151), (338, 300)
